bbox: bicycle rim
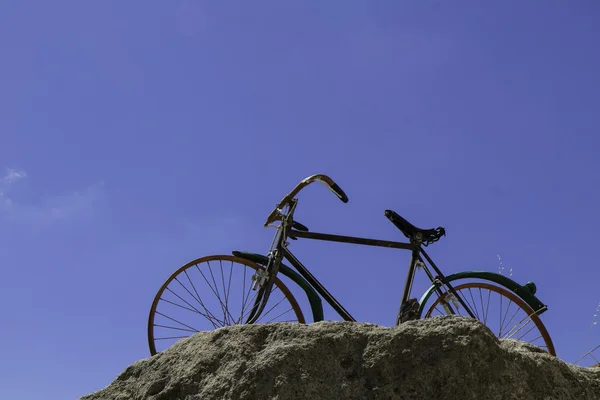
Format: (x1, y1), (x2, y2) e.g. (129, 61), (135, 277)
(148, 255), (305, 355)
(423, 282), (556, 356)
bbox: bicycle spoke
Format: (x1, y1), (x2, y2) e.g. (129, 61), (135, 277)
(153, 324), (198, 333)
(525, 333), (545, 346)
(155, 310), (201, 332)
(477, 288), (485, 323)
(496, 295), (529, 340)
(159, 296), (215, 321)
(180, 270), (221, 330)
(515, 325), (539, 342)
(207, 260), (230, 325)
(500, 302), (521, 337)
(218, 259), (233, 325)
(256, 289), (289, 322)
(197, 262), (236, 324)
(508, 320), (535, 340)
(198, 262), (227, 320)
(505, 320), (532, 340)
(499, 292), (504, 337)
(239, 286), (268, 323)
(467, 288), (481, 320)
(149, 256), (305, 355)
(238, 266), (250, 324)
(423, 282), (555, 357)
(225, 260), (234, 323)
(183, 269), (212, 316)
(504, 311), (537, 340)
(499, 293), (514, 338)
(183, 270), (203, 304)
(263, 307), (296, 324)
(240, 285), (278, 323)
(238, 270), (260, 324)
(454, 289), (476, 319)
(167, 284), (223, 328)
(155, 336), (191, 341)
(166, 286), (210, 318)
(481, 287), (492, 326)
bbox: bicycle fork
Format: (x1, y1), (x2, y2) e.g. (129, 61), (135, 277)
(244, 249), (284, 324)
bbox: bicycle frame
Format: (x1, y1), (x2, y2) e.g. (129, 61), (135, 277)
(283, 229), (476, 322)
(245, 197), (476, 325)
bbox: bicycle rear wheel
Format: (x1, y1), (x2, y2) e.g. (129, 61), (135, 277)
(423, 282), (555, 356)
(148, 255), (305, 355)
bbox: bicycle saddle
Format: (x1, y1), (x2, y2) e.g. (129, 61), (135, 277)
(384, 209), (445, 246)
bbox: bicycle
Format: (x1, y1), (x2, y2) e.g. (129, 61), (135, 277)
(148, 174), (556, 357)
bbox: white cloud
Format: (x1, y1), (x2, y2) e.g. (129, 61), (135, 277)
(0, 168), (26, 211)
(2, 168), (27, 184)
(0, 168), (104, 225)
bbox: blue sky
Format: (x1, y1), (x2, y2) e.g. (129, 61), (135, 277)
(1, 1), (600, 398)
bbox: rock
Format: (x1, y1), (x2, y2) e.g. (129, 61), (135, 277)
(80, 316), (600, 400)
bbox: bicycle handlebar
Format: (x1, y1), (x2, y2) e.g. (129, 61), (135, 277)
(264, 174), (349, 226)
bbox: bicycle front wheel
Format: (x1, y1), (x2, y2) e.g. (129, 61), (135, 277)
(148, 255), (305, 355)
(423, 282), (555, 356)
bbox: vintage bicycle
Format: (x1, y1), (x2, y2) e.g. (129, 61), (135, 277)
(148, 174), (556, 356)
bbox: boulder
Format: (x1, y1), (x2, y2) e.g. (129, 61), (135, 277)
(81, 316), (600, 399)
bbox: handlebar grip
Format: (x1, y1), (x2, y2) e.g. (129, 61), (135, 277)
(329, 182), (349, 203)
(306, 174), (349, 203)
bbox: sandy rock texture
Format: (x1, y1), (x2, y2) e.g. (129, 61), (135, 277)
(81, 316), (600, 400)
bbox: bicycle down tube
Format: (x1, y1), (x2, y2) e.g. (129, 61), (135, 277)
(279, 244), (356, 322)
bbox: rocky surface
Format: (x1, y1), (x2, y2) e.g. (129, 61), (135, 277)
(81, 316), (600, 400)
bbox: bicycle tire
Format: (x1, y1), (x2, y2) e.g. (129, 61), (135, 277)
(422, 281), (556, 356)
(148, 255), (305, 355)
